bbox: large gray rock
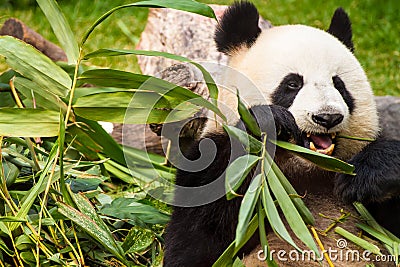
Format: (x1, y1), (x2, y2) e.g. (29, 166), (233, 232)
(375, 96), (400, 140)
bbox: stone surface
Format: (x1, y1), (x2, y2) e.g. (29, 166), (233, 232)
(375, 96), (400, 140)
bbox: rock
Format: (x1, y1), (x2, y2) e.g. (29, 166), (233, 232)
(375, 96), (400, 140)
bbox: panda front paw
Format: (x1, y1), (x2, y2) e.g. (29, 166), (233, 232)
(334, 172), (383, 204)
(335, 139), (400, 204)
(249, 104), (303, 145)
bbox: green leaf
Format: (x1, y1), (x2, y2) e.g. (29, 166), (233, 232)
(235, 174), (262, 246)
(0, 36), (71, 97)
(0, 237), (14, 256)
(78, 69), (224, 120)
(10, 141), (59, 231)
(57, 201), (128, 263)
(237, 91), (261, 137)
(271, 140), (355, 175)
(122, 226), (155, 254)
(83, 49), (221, 107)
(257, 201), (279, 267)
(225, 154), (260, 200)
(265, 153), (314, 225)
(261, 177), (301, 251)
(81, 0), (216, 45)
(73, 91), (200, 124)
(0, 216), (27, 222)
(335, 226), (381, 255)
(14, 77), (68, 113)
(77, 116), (126, 165)
(36, 0), (79, 64)
(266, 160), (319, 256)
(0, 108), (59, 137)
(99, 197), (170, 225)
(223, 125), (262, 154)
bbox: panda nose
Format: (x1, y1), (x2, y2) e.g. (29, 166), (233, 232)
(312, 113), (344, 129)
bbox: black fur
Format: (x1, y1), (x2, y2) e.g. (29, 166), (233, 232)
(333, 75), (355, 113)
(327, 8), (354, 52)
(215, 1), (261, 55)
(271, 73), (304, 109)
(250, 104), (303, 145)
(335, 139), (400, 236)
(164, 132), (258, 267)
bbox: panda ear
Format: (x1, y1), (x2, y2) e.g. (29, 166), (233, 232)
(327, 8), (354, 52)
(215, 1), (261, 55)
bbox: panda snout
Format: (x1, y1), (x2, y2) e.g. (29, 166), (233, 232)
(311, 113), (344, 129)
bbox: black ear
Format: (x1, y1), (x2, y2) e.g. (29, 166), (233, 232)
(215, 1), (261, 55)
(327, 8), (354, 52)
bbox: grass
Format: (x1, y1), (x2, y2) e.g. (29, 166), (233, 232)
(1, 0), (399, 95)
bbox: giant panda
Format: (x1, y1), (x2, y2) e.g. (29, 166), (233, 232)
(163, 2), (400, 266)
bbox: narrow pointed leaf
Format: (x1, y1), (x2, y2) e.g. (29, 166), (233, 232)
(0, 108), (59, 137)
(78, 69), (224, 119)
(237, 91), (261, 137)
(266, 162), (319, 256)
(223, 125), (262, 154)
(271, 140), (355, 175)
(0, 36), (71, 97)
(335, 227), (381, 255)
(81, 0), (215, 45)
(225, 154), (259, 200)
(57, 202), (127, 263)
(235, 174), (262, 246)
(83, 49), (220, 105)
(257, 202), (279, 267)
(36, 0), (79, 64)
(261, 177), (301, 251)
(265, 152), (314, 225)
(14, 77), (67, 113)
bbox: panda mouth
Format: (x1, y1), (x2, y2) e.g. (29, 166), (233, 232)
(304, 133), (336, 156)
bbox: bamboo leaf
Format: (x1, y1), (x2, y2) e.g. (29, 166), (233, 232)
(237, 91), (261, 137)
(78, 69), (224, 119)
(225, 154), (260, 200)
(10, 141), (59, 231)
(257, 201), (279, 267)
(266, 161), (319, 256)
(83, 49), (220, 105)
(57, 202), (128, 263)
(261, 177), (301, 251)
(265, 152), (314, 225)
(81, 0), (216, 45)
(0, 36), (71, 97)
(223, 125), (262, 154)
(271, 140), (355, 175)
(73, 91), (200, 123)
(335, 227), (381, 255)
(0, 108), (59, 137)
(235, 174), (262, 246)
(36, 0), (79, 64)
(14, 77), (68, 113)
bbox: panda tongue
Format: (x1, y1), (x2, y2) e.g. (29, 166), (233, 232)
(310, 134), (332, 149)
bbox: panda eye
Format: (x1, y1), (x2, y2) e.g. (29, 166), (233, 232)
(287, 80), (302, 90)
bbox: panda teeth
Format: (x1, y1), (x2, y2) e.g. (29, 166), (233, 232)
(309, 142), (335, 156)
(309, 141), (317, 151)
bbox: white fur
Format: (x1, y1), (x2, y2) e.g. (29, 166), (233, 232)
(204, 24), (379, 160)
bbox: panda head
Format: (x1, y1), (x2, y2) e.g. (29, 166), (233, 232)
(212, 1), (379, 160)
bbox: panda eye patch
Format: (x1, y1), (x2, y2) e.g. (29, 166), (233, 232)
(287, 81), (301, 90)
(285, 74), (303, 90)
(271, 73), (304, 108)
